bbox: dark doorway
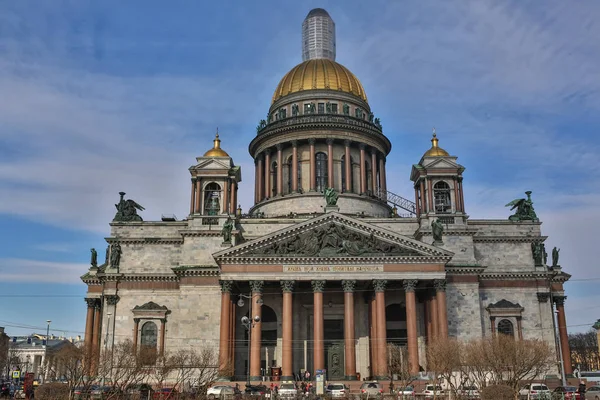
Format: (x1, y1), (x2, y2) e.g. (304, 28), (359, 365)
(325, 319), (344, 380)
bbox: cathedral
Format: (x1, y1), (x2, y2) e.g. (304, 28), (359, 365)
(82, 8), (572, 382)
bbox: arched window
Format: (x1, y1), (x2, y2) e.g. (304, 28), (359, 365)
(434, 181), (452, 214)
(271, 161), (278, 197)
(341, 155), (354, 193)
(203, 183), (221, 216)
(497, 319), (514, 337)
(315, 152), (328, 192)
(140, 321), (158, 364)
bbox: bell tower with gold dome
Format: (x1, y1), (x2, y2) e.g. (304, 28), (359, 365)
(249, 8), (416, 218)
(189, 131), (242, 217)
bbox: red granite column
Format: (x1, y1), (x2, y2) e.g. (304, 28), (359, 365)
(458, 179), (465, 212)
(379, 155), (387, 194)
(132, 318), (140, 353)
(264, 150), (271, 199)
(344, 140), (352, 193)
(222, 179), (229, 214)
(359, 144), (366, 194)
(435, 280), (448, 338)
(555, 296), (573, 374)
(414, 186), (420, 218)
(369, 294), (378, 378)
(230, 180), (236, 214)
(159, 319), (166, 356)
(190, 178), (196, 215)
(257, 155), (264, 202)
(91, 301), (101, 374)
(404, 280), (419, 374)
(427, 179), (434, 213)
(219, 280), (232, 376)
(195, 179), (202, 213)
(431, 292), (439, 340)
(490, 317), (496, 336)
(291, 141), (298, 193)
(281, 280), (295, 380)
(249, 281), (264, 380)
(83, 298), (95, 373)
(342, 280), (357, 380)
(517, 317), (523, 340)
(420, 181), (426, 214)
(327, 139), (334, 188)
(424, 296), (431, 343)
(453, 178), (460, 212)
(277, 144), (283, 196)
(373, 280), (388, 379)
(229, 299), (235, 367)
(312, 280), (325, 372)
(371, 149), (378, 194)
(254, 160), (259, 204)
(309, 139), (316, 191)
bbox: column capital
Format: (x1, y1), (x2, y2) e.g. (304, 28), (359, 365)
(249, 280), (264, 294)
(191, 177), (197, 183)
(537, 292), (550, 303)
(220, 280), (233, 293)
(379, 153), (386, 162)
(276, 143), (283, 150)
(326, 138), (334, 145)
(372, 279), (387, 292)
(490, 316), (496, 321)
(359, 143), (366, 151)
(403, 279), (418, 292)
(434, 279), (447, 292)
(370, 147), (378, 155)
(342, 280), (356, 293)
(85, 298), (98, 308)
(264, 148), (271, 156)
(311, 280), (326, 293)
(308, 138), (316, 145)
(344, 139), (351, 147)
(554, 295), (567, 306)
(280, 280), (295, 293)
(160, 318), (168, 324)
(257, 153), (264, 161)
(105, 295), (119, 306)
(291, 140), (298, 148)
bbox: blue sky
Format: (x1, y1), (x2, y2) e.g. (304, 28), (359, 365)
(1, 1), (599, 338)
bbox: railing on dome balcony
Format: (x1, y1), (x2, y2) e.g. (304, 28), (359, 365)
(374, 187), (417, 216)
(256, 113), (383, 135)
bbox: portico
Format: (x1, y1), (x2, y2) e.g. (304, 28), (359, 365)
(214, 212), (452, 380)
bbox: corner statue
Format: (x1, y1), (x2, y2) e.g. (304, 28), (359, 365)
(90, 248), (98, 268)
(552, 247), (560, 267)
(113, 192), (145, 222)
(324, 187), (338, 206)
(431, 219), (444, 245)
(222, 217), (234, 243)
(505, 191), (538, 222)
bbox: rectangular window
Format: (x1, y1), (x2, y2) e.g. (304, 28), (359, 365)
(331, 103), (338, 114)
(304, 104), (311, 114)
(318, 103), (325, 114)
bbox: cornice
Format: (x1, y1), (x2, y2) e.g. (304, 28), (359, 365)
(479, 271), (555, 281)
(418, 229), (478, 237)
(172, 265), (220, 277)
(118, 274), (179, 282)
(179, 231), (225, 237)
(218, 255), (450, 265)
(105, 237), (184, 245)
(472, 235), (547, 243)
(445, 265), (486, 275)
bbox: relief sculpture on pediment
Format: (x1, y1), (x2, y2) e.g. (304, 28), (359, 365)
(249, 222), (420, 257)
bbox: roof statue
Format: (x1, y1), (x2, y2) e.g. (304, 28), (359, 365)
(505, 191), (538, 222)
(113, 192), (145, 222)
(90, 248), (98, 268)
(552, 247), (560, 267)
(431, 219), (444, 245)
(222, 217), (234, 244)
(324, 187), (338, 206)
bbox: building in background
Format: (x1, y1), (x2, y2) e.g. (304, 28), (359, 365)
(81, 8), (573, 382)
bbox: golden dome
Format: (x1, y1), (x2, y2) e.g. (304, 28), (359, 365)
(423, 129), (450, 157)
(272, 59), (368, 104)
(204, 131), (230, 157)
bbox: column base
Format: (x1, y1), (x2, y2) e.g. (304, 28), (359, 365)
(374, 375), (389, 381)
(344, 375), (358, 381)
(216, 376), (232, 382)
(250, 375), (263, 382)
(281, 375), (294, 381)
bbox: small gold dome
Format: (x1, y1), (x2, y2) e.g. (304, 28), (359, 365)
(204, 131), (230, 157)
(272, 59), (368, 104)
(423, 129), (450, 157)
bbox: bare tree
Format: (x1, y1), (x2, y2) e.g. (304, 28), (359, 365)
(187, 347), (220, 395)
(97, 340), (146, 399)
(387, 344), (416, 397)
(427, 338), (464, 399)
(462, 338), (492, 392)
(569, 330), (600, 372)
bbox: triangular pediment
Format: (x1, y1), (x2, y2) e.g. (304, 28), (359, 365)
(191, 157), (232, 171)
(214, 212), (453, 264)
(422, 157), (460, 169)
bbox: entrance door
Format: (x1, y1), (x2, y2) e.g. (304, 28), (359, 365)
(324, 319), (344, 380)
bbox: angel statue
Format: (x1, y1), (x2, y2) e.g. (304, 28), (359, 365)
(505, 191), (538, 221)
(431, 219), (444, 245)
(90, 248), (98, 268)
(324, 187), (338, 206)
(113, 192), (145, 222)
(552, 247), (560, 267)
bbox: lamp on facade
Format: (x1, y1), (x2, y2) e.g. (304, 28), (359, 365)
(238, 294), (263, 386)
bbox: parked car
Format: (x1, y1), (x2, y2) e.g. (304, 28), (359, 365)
(278, 383), (298, 397)
(244, 385), (267, 396)
(422, 385), (444, 399)
(519, 384), (551, 400)
(458, 385), (480, 399)
(126, 383), (154, 400)
(208, 385), (234, 399)
(153, 387), (178, 400)
(396, 385), (415, 398)
(0, 382), (10, 398)
(361, 382), (384, 398)
(326, 383), (349, 398)
(587, 385), (600, 400)
(552, 386), (580, 399)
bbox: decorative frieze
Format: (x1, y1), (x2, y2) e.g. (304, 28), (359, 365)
(311, 280), (326, 293)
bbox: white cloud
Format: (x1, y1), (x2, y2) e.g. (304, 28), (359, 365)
(0, 258), (88, 284)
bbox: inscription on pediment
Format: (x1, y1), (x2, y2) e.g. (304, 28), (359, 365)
(248, 222), (421, 257)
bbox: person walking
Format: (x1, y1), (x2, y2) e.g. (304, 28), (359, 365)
(578, 380), (586, 400)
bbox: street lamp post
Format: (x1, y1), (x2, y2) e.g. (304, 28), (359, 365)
(44, 320), (51, 383)
(237, 293), (263, 386)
